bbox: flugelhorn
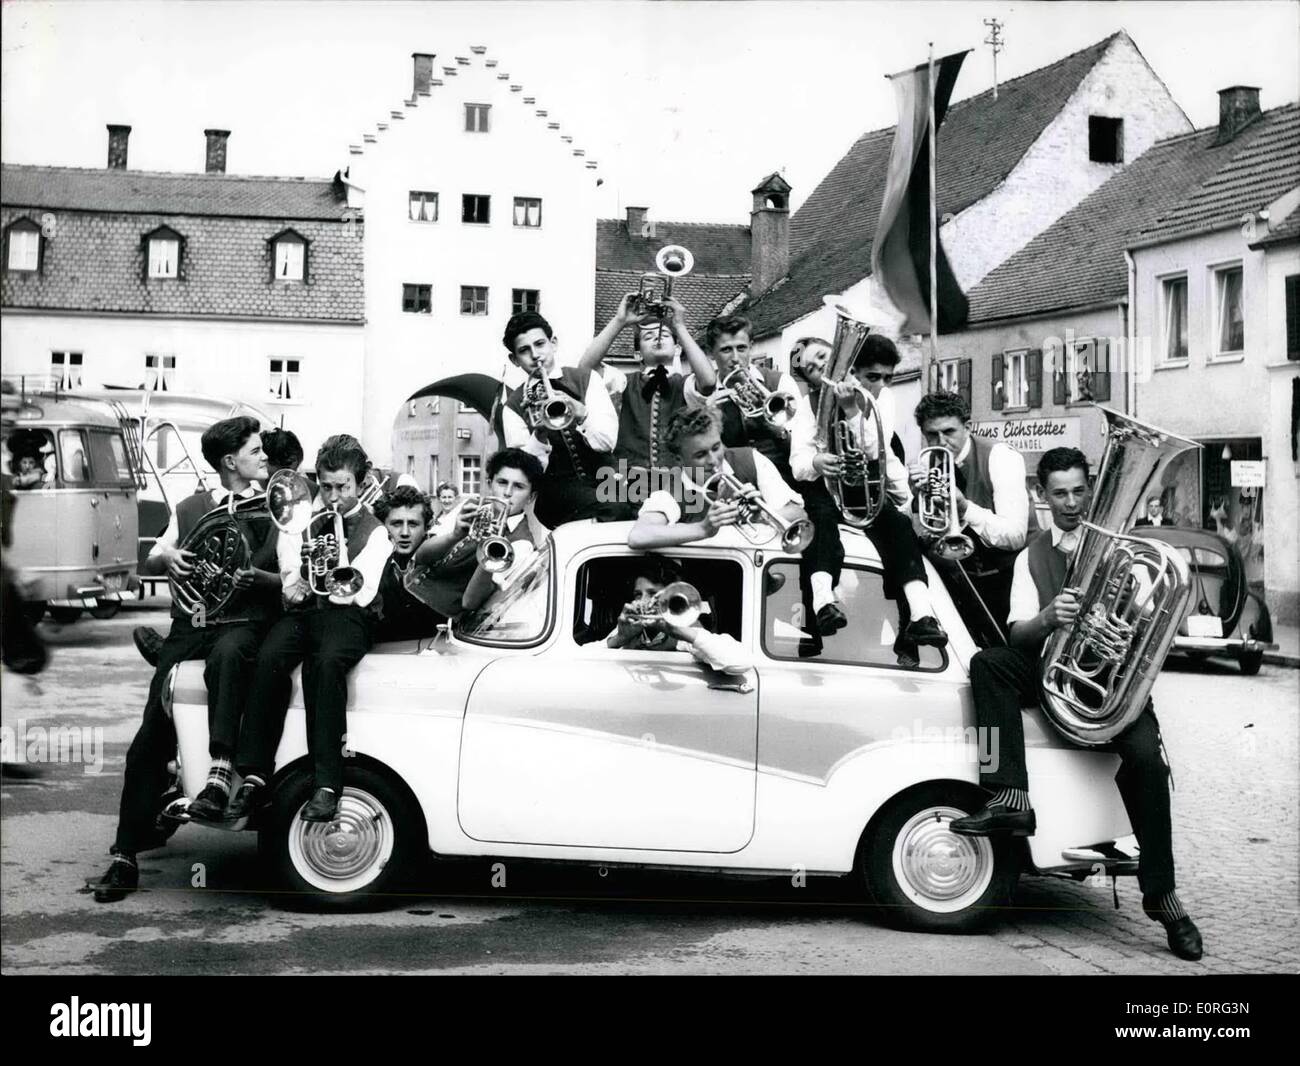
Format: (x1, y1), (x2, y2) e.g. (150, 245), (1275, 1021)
(684, 469), (814, 554)
(816, 298), (887, 528)
(267, 469), (364, 597)
(632, 244), (694, 324)
(524, 369), (578, 432)
(628, 581), (703, 628)
(917, 446), (974, 561)
(1038, 408), (1199, 746)
(714, 365), (798, 430)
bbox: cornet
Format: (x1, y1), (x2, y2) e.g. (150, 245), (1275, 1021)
(684, 470), (814, 554)
(524, 370), (578, 433)
(358, 469), (389, 511)
(713, 365), (798, 430)
(628, 581), (703, 629)
(632, 244), (694, 324)
(267, 469), (364, 597)
(917, 446), (974, 561)
(463, 495), (514, 573)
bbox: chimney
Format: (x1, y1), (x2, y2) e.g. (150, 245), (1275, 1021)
(106, 124), (131, 170)
(749, 173), (792, 298)
(625, 206), (648, 237)
(412, 52), (436, 95)
(1215, 86), (1261, 145)
(204, 129), (230, 174)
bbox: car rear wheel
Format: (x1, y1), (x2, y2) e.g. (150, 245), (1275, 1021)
(860, 782), (1020, 933)
(1238, 648), (1264, 676)
(48, 605), (83, 624)
(260, 762), (423, 910)
(21, 600), (45, 625)
(89, 599), (122, 620)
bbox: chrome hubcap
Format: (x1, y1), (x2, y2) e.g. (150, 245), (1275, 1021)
(288, 787), (394, 893)
(892, 805), (994, 913)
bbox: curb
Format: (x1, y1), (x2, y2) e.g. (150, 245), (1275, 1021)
(1262, 651), (1300, 669)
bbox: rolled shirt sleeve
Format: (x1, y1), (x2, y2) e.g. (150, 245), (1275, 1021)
(962, 442), (1029, 551)
(638, 489), (682, 525)
(788, 394), (819, 483)
(148, 510), (182, 558)
(277, 527), (310, 605)
(751, 452), (803, 511)
(1006, 549), (1038, 625)
(579, 370), (618, 453)
(501, 404), (552, 468)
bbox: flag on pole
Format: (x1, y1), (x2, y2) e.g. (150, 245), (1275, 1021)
(871, 50), (970, 335)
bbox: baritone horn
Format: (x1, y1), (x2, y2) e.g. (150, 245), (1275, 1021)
(684, 470), (814, 554)
(918, 446), (974, 561)
(267, 468), (364, 597)
(1038, 408), (1199, 746)
(633, 244), (694, 323)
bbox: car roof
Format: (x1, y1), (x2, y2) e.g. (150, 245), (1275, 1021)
(547, 517), (884, 565)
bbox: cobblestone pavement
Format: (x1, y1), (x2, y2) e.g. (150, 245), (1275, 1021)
(2, 605), (1296, 975)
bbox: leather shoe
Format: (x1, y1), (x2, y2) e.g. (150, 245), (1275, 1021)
(300, 787), (339, 823)
(93, 855), (139, 903)
(816, 603), (848, 637)
(186, 783), (230, 822)
(226, 780), (265, 822)
(1162, 916), (1204, 961)
(905, 615), (949, 648)
(949, 803), (1036, 837)
(132, 626), (164, 667)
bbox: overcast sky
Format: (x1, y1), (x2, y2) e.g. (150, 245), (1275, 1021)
(2, 0), (1296, 223)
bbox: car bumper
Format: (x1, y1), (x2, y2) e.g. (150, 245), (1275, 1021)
(1172, 635), (1278, 654)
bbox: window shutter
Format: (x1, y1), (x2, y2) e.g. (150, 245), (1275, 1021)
(1286, 275), (1299, 360)
(176, 236), (186, 282)
(958, 358), (972, 409)
(1093, 338), (1111, 401)
(991, 353), (1005, 411)
(301, 238), (310, 285)
(1027, 349), (1043, 408)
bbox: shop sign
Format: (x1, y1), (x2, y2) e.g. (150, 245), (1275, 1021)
(1230, 460), (1266, 488)
(970, 417), (1081, 452)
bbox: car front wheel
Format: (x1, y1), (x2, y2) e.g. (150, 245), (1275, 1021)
(261, 762), (424, 910)
(860, 782), (1020, 933)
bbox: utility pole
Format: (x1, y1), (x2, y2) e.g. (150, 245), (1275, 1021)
(983, 18), (1004, 100)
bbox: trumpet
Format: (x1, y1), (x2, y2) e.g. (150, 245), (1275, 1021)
(713, 365), (798, 430)
(917, 446), (974, 561)
(266, 469), (364, 598)
(628, 581), (703, 629)
(524, 370), (578, 432)
(632, 244), (694, 324)
(358, 469), (389, 511)
(685, 470), (814, 554)
(463, 495), (514, 573)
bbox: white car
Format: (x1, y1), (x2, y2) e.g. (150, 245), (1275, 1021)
(164, 520), (1136, 930)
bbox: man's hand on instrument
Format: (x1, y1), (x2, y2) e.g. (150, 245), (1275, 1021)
(832, 380), (863, 409)
(1045, 588), (1081, 630)
(455, 498), (480, 537)
(612, 604), (647, 644)
(232, 567), (256, 591)
(569, 399), (588, 425)
(813, 453), (842, 478)
(166, 548), (196, 581)
(615, 292), (642, 328)
(907, 462), (927, 495)
(702, 499), (741, 536)
(665, 297), (688, 332)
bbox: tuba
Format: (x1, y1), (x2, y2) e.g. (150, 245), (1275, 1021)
(267, 469), (364, 597)
(524, 369), (578, 432)
(816, 298), (887, 528)
(714, 365), (798, 430)
(684, 470), (814, 554)
(632, 244), (694, 324)
(1039, 408), (1199, 746)
(628, 581), (703, 628)
(917, 446), (974, 561)
(168, 491), (268, 622)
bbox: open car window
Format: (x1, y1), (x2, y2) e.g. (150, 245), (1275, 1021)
(1177, 544), (1227, 568)
(455, 539), (553, 647)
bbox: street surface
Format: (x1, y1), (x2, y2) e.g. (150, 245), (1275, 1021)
(2, 603), (1297, 975)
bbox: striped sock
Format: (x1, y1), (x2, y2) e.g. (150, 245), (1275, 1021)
(1144, 890), (1188, 925)
(205, 757), (234, 797)
(988, 787), (1030, 811)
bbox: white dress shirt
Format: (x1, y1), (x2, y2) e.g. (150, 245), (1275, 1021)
(148, 483), (262, 556)
(638, 452), (803, 525)
(953, 435), (1030, 551)
(682, 368), (799, 415)
(1007, 520), (1082, 625)
(788, 384), (910, 508)
(277, 500), (392, 609)
(501, 370), (618, 469)
(598, 628), (752, 676)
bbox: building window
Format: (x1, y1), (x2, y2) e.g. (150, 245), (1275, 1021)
(1213, 264), (1245, 355)
(144, 226), (184, 279)
(409, 191), (438, 223)
(936, 358), (971, 410)
(512, 288), (540, 314)
(271, 230), (307, 282)
(1161, 275), (1189, 362)
(460, 455), (482, 496)
(269, 358), (300, 402)
(1059, 338), (1111, 404)
(513, 197), (542, 228)
(1285, 274), (1299, 361)
(428, 455), (438, 494)
(993, 349), (1030, 409)
(465, 103), (491, 133)
(406, 455), (416, 475)
(1088, 116), (1123, 164)
(4, 218), (42, 273)
(462, 194), (491, 225)
(402, 284), (432, 314)
(51, 351), (82, 389)
(145, 354), (175, 392)
(460, 286), (489, 316)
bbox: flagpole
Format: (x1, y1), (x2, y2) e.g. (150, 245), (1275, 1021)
(927, 41), (938, 393)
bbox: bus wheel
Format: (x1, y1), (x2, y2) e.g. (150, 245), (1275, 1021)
(89, 599), (122, 620)
(48, 606), (83, 624)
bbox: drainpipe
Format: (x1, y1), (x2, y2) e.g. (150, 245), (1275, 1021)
(1124, 249), (1137, 417)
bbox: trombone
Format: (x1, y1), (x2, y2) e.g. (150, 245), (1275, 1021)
(713, 365), (798, 430)
(266, 469), (364, 597)
(684, 470), (814, 554)
(917, 446), (974, 561)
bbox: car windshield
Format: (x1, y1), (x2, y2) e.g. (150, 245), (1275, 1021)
(455, 539), (553, 646)
(1177, 545), (1227, 568)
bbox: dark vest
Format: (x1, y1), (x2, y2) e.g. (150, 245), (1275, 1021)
(614, 369), (688, 472)
(716, 366), (791, 474)
(956, 434), (1021, 576)
(504, 368), (608, 482)
(375, 552), (443, 641)
(1025, 530), (1070, 611)
(299, 506), (384, 612)
(171, 490), (278, 623)
(674, 448), (760, 524)
(411, 515), (538, 617)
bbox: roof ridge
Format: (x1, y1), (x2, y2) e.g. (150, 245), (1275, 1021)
(597, 218), (749, 229)
(0, 162), (334, 184)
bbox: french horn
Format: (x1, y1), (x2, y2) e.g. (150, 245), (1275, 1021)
(168, 492), (268, 622)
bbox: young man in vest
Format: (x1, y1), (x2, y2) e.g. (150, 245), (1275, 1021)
(371, 485), (443, 642)
(408, 448), (549, 618)
(950, 447), (1203, 961)
(909, 390), (1029, 636)
(496, 311), (618, 527)
(226, 435), (392, 826)
(94, 417), (280, 900)
(788, 334), (949, 650)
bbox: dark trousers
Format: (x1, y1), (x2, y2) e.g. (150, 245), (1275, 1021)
(799, 479), (846, 584)
(969, 645), (1175, 896)
(867, 499), (929, 589)
(114, 617), (260, 854)
(236, 607), (373, 792)
(968, 567), (1013, 640)
(536, 474), (623, 527)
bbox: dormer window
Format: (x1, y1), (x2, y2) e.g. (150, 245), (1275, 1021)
(3, 218), (43, 274)
(270, 229), (308, 283)
(143, 226), (184, 280)
(1088, 116), (1124, 164)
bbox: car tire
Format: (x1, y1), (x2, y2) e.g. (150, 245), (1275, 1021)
(88, 599), (122, 620)
(1238, 649), (1264, 676)
(48, 605), (83, 624)
(21, 600), (46, 625)
(260, 761), (424, 911)
(859, 782), (1020, 933)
